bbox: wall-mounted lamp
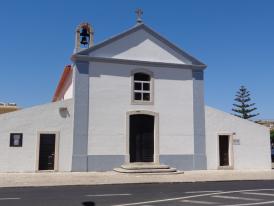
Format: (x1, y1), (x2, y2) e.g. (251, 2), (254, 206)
(59, 107), (69, 118)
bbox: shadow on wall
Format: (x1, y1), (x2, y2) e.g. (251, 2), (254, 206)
(89, 62), (194, 81)
(82, 201), (96, 206)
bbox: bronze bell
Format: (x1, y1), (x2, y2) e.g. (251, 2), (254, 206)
(80, 28), (89, 37)
(80, 28), (89, 45)
(80, 36), (88, 45)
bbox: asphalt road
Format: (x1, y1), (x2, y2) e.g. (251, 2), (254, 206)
(1, 181), (274, 206)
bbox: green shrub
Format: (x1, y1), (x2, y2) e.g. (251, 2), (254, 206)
(271, 130), (274, 142)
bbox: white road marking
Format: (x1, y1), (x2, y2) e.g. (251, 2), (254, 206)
(0, 197), (21, 200)
(222, 200), (274, 206)
(86, 193), (131, 197)
(181, 199), (218, 204)
(242, 192), (274, 197)
(185, 190), (222, 194)
(112, 189), (274, 206)
(212, 195), (261, 201)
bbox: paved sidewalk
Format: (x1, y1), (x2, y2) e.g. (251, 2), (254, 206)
(0, 170), (274, 188)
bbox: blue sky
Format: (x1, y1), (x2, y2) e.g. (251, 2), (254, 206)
(0, 0), (273, 119)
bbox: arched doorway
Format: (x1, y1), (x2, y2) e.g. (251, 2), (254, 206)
(129, 114), (154, 162)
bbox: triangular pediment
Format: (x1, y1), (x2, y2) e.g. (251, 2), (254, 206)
(78, 24), (205, 66)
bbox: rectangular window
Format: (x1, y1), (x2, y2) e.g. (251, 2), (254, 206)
(143, 93), (150, 101)
(143, 83), (150, 91)
(133, 80), (151, 102)
(133, 72), (153, 103)
(134, 82), (141, 90)
(134, 92), (142, 100)
(10, 133), (23, 147)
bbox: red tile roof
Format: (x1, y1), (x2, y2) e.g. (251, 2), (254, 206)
(52, 65), (72, 102)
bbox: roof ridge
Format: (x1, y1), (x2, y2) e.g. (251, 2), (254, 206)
(75, 23), (145, 56)
(72, 23), (206, 67)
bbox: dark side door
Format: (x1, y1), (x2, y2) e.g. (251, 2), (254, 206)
(39, 134), (56, 170)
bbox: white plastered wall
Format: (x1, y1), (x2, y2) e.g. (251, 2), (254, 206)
(88, 61), (195, 157)
(0, 99), (74, 172)
(57, 74), (73, 101)
(205, 106), (271, 170)
(64, 82), (73, 100)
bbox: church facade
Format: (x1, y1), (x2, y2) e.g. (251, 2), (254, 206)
(0, 19), (271, 172)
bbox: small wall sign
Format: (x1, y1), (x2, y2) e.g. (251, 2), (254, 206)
(233, 139), (240, 145)
(10, 133), (23, 147)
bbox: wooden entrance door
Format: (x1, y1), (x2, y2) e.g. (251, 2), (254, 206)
(130, 114), (154, 162)
(219, 135), (230, 166)
(39, 134), (56, 170)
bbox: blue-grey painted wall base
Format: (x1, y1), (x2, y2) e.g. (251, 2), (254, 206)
(160, 155), (194, 171)
(88, 155), (124, 171)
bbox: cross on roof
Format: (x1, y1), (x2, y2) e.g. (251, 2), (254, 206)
(135, 8), (143, 24)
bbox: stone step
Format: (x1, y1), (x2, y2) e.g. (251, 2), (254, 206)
(114, 167), (178, 174)
(121, 163), (170, 170)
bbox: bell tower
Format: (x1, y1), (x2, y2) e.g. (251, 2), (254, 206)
(74, 22), (94, 53)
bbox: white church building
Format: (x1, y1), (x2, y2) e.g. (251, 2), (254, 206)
(0, 16), (271, 173)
